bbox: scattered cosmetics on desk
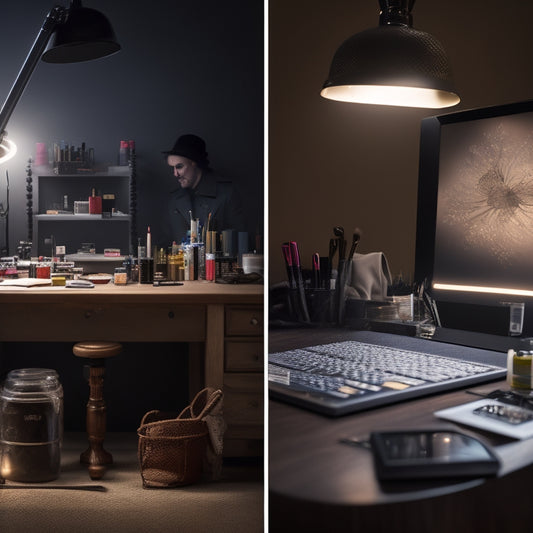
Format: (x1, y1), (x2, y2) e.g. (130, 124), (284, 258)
(0, 211), (263, 289)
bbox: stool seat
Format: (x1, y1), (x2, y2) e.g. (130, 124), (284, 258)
(73, 341), (123, 359)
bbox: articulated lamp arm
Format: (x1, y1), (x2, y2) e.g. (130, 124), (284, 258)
(0, 5), (67, 146)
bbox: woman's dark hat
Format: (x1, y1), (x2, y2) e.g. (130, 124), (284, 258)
(162, 134), (209, 168)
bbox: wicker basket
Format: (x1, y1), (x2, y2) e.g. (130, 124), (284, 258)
(137, 388), (223, 488)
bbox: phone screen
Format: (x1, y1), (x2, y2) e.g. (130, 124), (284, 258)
(377, 431), (493, 462)
(370, 430), (499, 480)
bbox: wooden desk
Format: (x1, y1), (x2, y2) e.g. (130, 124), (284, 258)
(269, 328), (533, 532)
(0, 281), (264, 455)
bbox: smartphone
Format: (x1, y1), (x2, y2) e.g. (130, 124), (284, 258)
(370, 429), (500, 481)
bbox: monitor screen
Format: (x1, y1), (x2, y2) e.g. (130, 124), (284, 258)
(415, 100), (533, 339)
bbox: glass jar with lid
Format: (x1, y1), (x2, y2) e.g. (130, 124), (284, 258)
(0, 368), (63, 482)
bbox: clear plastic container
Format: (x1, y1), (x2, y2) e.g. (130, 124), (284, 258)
(0, 368), (63, 482)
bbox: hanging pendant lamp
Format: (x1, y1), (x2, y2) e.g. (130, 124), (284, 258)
(320, 0), (460, 109)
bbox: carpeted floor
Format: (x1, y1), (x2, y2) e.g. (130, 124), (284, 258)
(1, 432), (264, 533)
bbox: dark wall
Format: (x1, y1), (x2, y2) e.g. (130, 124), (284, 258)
(269, 0), (533, 284)
(0, 0), (264, 253)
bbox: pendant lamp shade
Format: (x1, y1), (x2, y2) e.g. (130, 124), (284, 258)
(320, 1), (460, 109)
(41, 2), (121, 63)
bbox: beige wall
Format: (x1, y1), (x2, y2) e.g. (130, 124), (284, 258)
(268, 0), (533, 285)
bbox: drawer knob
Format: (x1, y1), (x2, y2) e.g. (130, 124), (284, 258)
(250, 317), (259, 326)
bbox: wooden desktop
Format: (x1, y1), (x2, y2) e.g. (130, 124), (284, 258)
(0, 281), (264, 456)
(269, 328), (533, 532)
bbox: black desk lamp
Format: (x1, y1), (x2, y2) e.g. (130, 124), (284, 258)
(0, 0), (121, 163)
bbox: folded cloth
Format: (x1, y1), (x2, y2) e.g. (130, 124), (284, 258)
(345, 252), (392, 301)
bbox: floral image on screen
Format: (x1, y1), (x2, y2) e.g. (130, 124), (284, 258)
(433, 111), (533, 291)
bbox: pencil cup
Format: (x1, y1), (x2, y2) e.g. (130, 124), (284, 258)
(304, 288), (337, 325)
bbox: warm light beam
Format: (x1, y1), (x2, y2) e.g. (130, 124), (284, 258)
(434, 282), (533, 298)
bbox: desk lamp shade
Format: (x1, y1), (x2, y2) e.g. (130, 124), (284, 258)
(320, 0), (460, 109)
(41, 0), (121, 63)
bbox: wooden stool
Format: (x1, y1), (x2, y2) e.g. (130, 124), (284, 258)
(73, 341), (122, 480)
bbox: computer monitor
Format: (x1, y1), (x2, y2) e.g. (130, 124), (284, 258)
(415, 99), (533, 341)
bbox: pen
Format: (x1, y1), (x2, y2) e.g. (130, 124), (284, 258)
(312, 253), (320, 289)
(282, 243), (296, 289)
(289, 241), (310, 322)
(328, 238), (338, 289)
(333, 226), (347, 325)
(319, 256), (329, 289)
(345, 228), (361, 287)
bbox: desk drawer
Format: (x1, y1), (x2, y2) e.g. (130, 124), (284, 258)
(0, 303), (206, 342)
(225, 340), (263, 371)
(223, 373), (263, 427)
(225, 306), (263, 336)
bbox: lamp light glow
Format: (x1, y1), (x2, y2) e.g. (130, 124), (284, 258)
(0, 138), (17, 165)
(321, 0), (460, 109)
(433, 282), (533, 298)
(321, 84), (459, 109)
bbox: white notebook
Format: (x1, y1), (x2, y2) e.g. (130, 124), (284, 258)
(435, 399), (533, 440)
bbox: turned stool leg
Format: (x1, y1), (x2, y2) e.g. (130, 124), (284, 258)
(81, 360), (113, 480)
(73, 341), (122, 480)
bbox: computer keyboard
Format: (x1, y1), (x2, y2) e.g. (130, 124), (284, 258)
(268, 336), (507, 416)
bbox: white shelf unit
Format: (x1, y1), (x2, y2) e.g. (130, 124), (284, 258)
(33, 173), (133, 257)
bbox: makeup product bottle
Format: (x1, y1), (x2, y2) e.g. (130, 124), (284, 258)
(88, 188), (102, 214)
(167, 253), (177, 281)
(155, 247), (167, 279)
(137, 238), (145, 259)
(206, 252), (215, 281)
(119, 140), (128, 165)
(114, 267), (127, 285)
(146, 226), (152, 258)
(139, 258), (153, 284)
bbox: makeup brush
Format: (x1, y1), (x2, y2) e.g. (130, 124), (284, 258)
(348, 228), (362, 259)
(333, 226), (344, 238)
(333, 226), (346, 274)
(328, 238), (338, 288)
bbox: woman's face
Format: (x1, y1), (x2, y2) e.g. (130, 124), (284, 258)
(167, 155), (202, 189)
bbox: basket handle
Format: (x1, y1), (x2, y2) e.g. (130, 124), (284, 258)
(178, 388), (223, 420)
